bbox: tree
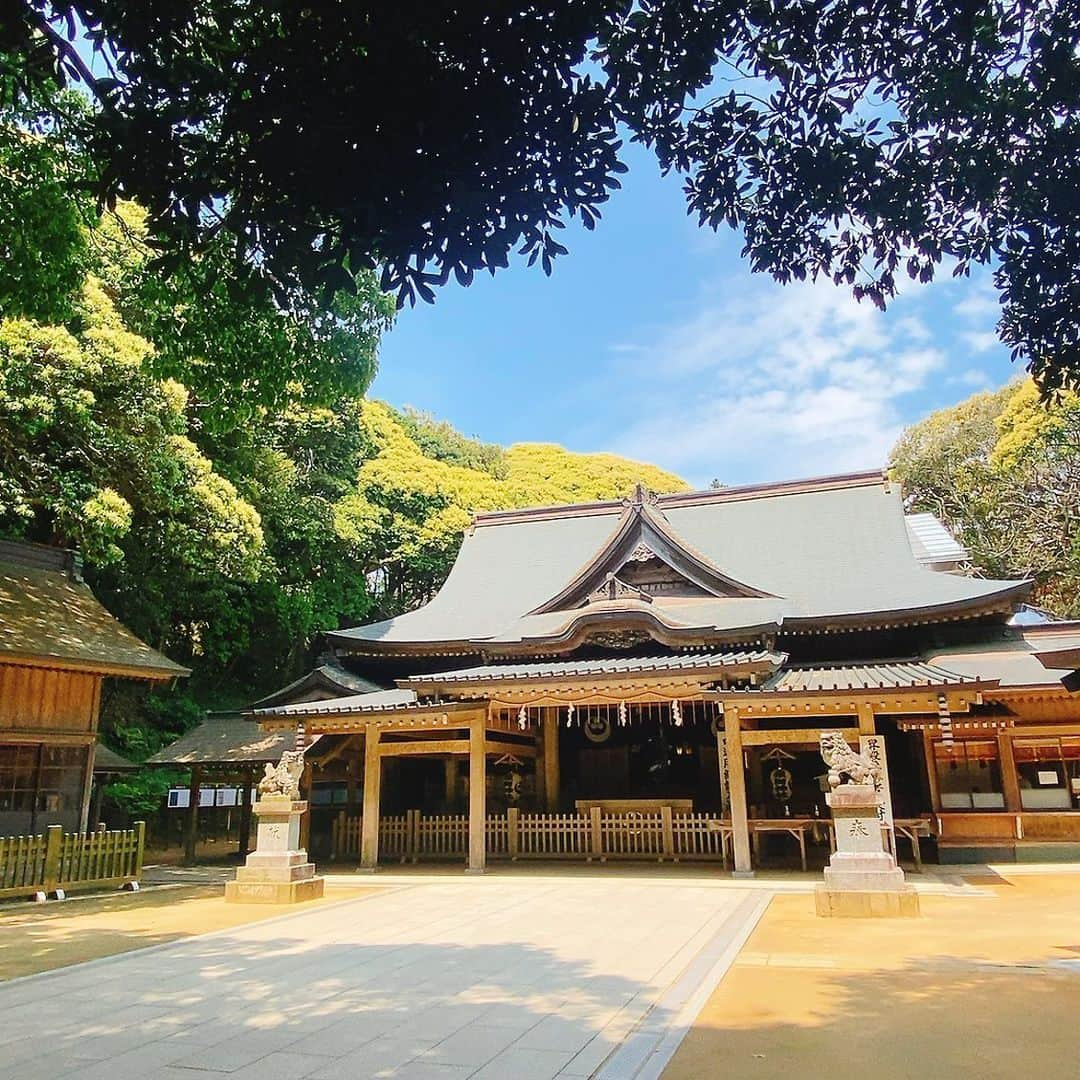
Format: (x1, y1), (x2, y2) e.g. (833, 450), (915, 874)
(891, 379), (1080, 616)
(2, 2), (1077, 385)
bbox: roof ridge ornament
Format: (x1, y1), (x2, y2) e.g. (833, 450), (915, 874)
(625, 482), (661, 510)
(587, 572), (654, 605)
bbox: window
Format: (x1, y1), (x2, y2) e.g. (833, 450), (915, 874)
(0, 744), (39, 814)
(934, 739), (1005, 810)
(0, 743), (88, 830)
(1014, 737), (1080, 810)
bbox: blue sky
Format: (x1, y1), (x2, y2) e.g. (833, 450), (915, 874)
(373, 141), (1017, 489)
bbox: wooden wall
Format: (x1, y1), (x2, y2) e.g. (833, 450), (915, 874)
(0, 663), (101, 735)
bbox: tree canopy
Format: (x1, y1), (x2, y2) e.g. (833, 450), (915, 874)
(0, 107), (689, 764)
(891, 378), (1080, 615)
(1, 2), (1076, 386)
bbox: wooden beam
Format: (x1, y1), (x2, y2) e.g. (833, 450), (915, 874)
(237, 767), (254, 856)
(468, 718), (486, 873)
(741, 728), (858, 747)
(486, 740), (538, 758)
(542, 707), (560, 812)
(378, 739), (470, 757)
(360, 729), (381, 870)
(857, 702), (876, 735)
(725, 709), (752, 875)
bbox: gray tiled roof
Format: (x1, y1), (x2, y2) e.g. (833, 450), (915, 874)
(925, 633), (1078, 688)
(252, 688), (421, 719)
(762, 661), (980, 693)
(0, 544), (189, 678)
(403, 650), (783, 686)
(329, 473), (1027, 651)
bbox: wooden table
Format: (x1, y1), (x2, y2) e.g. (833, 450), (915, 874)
(705, 819), (734, 869)
(892, 817), (934, 871)
(748, 818), (823, 872)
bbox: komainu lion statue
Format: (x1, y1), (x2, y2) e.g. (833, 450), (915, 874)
(258, 750), (305, 800)
(819, 730), (878, 790)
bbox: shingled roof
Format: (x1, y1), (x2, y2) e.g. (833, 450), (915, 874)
(0, 541), (189, 679)
(147, 715), (304, 766)
(328, 472), (1028, 654)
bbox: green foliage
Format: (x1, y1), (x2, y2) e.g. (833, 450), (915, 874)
(0, 93), (91, 324)
(92, 203), (395, 431)
(0, 88), (689, 763)
(339, 403), (688, 611)
(105, 767), (182, 821)
(891, 379), (1080, 615)
(4, 4), (1078, 383)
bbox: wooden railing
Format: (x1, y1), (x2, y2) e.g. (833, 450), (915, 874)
(0, 822), (145, 900)
(330, 809), (731, 865)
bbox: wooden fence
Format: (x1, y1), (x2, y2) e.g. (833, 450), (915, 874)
(330, 808), (731, 865)
(0, 822), (145, 900)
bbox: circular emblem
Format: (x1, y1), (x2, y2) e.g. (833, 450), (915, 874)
(584, 714), (612, 744)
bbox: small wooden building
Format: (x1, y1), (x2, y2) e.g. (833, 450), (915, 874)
(0, 540), (188, 836)
(249, 472), (1080, 870)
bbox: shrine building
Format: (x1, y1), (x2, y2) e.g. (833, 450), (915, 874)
(247, 470), (1080, 873)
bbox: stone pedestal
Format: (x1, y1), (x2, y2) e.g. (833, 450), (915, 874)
(816, 785), (919, 918)
(224, 797), (325, 904)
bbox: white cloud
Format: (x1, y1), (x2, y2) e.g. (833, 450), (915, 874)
(602, 276), (946, 486)
(961, 329), (1000, 353)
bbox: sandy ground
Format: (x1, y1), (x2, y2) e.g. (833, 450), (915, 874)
(0, 882), (378, 981)
(664, 869), (1080, 1080)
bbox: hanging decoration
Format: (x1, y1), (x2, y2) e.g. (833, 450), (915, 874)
(618, 700), (628, 726)
(584, 711), (612, 744)
(565, 701), (575, 727)
(937, 693), (954, 748)
(517, 705), (528, 730)
(671, 699), (683, 727)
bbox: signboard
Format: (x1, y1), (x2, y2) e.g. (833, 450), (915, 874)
(859, 735), (894, 830)
(167, 786), (247, 809)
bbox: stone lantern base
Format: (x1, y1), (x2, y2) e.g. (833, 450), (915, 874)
(224, 797), (325, 904)
(816, 784), (919, 918)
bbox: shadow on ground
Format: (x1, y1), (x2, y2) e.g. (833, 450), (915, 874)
(0, 928), (660, 1080)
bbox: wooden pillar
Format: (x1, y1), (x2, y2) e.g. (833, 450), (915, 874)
(299, 758), (313, 850)
(237, 766), (254, 856)
(183, 765), (202, 866)
(998, 732), (1022, 812)
(724, 709), (752, 876)
(80, 680), (102, 833)
(467, 719), (487, 873)
(857, 702), (876, 736)
(360, 727), (381, 870)
(922, 728), (942, 812)
(542, 707), (560, 812)
(444, 757), (457, 810)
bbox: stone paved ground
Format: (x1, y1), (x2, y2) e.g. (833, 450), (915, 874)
(0, 874), (768, 1080)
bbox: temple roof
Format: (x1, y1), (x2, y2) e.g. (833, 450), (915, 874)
(147, 714), (306, 765)
(0, 540), (190, 679)
(248, 659), (382, 709)
(760, 660), (982, 693)
(329, 472), (1028, 655)
(401, 649), (782, 691)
